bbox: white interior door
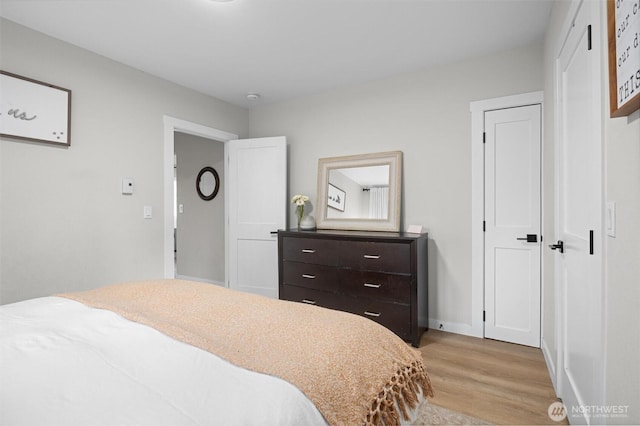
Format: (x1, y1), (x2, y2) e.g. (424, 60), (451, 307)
(555, 1), (604, 422)
(484, 104), (541, 348)
(227, 137), (286, 299)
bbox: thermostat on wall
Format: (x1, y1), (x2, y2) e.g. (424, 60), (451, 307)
(122, 178), (134, 195)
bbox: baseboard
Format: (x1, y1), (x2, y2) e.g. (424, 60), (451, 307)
(428, 318), (482, 338)
(175, 275), (225, 287)
(541, 337), (559, 395)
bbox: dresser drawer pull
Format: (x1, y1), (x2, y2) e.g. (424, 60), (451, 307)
(363, 283), (381, 288)
(301, 249), (316, 253)
(301, 299), (317, 305)
(364, 311), (381, 317)
(363, 254), (381, 259)
(301, 274), (316, 279)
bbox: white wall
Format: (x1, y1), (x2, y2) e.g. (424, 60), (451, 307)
(249, 43), (544, 328)
(326, 171), (367, 219)
(601, 9), (640, 423)
(0, 19), (249, 304)
(175, 133), (225, 284)
(605, 105), (640, 423)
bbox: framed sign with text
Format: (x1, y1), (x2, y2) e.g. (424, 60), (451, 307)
(607, 0), (640, 117)
(0, 71), (71, 146)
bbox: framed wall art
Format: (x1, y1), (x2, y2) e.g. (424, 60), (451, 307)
(327, 183), (346, 212)
(0, 71), (72, 146)
(607, 0), (640, 117)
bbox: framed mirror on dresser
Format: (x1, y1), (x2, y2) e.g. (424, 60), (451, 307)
(315, 151), (402, 232)
(278, 151), (429, 347)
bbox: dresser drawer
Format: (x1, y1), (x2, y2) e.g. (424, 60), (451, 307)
(282, 237), (338, 266)
(343, 297), (411, 340)
(340, 270), (410, 303)
(280, 284), (342, 310)
(282, 261), (339, 292)
(339, 241), (411, 273)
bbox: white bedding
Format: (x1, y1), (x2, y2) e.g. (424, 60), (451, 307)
(0, 297), (327, 426)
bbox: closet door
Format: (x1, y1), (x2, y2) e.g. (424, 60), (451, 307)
(484, 104), (542, 348)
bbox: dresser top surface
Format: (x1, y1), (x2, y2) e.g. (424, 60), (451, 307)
(279, 229), (428, 242)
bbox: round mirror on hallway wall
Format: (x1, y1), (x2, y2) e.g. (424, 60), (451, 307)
(196, 166), (220, 201)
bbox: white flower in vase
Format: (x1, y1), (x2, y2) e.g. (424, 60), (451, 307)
(290, 194), (309, 228)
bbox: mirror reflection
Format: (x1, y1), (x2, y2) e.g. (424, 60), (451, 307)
(327, 165), (390, 219)
(199, 171), (216, 195)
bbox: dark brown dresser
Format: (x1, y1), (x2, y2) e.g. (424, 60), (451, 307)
(278, 229), (428, 347)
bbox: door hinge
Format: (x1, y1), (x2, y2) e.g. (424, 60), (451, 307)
(483, 311), (486, 322)
(587, 24), (592, 51)
(589, 230), (594, 255)
(483, 132), (486, 144)
(483, 221), (486, 232)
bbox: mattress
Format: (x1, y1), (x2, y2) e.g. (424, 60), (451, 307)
(0, 296), (327, 426)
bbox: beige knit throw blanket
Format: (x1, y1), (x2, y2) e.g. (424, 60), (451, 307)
(59, 279), (433, 426)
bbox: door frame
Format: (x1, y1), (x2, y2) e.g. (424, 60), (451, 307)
(470, 91), (544, 339)
(163, 116), (238, 283)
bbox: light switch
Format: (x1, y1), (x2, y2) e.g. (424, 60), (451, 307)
(178, 204), (184, 214)
(144, 206), (152, 219)
(122, 178), (134, 195)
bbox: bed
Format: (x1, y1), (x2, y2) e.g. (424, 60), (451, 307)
(0, 279), (433, 426)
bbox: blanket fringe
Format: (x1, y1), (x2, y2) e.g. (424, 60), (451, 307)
(364, 361), (434, 426)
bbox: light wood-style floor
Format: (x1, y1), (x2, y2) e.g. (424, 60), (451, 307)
(418, 330), (567, 425)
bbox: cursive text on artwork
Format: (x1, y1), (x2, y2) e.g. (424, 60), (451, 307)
(3, 108), (37, 121)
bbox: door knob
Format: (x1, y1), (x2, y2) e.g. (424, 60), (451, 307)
(549, 240), (564, 253)
(516, 234), (538, 243)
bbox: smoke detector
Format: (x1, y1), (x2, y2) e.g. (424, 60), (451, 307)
(246, 93), (261, 101)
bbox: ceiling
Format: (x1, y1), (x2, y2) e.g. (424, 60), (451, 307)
(0, 0), (552, 109)
(335, 166), (390, 187)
